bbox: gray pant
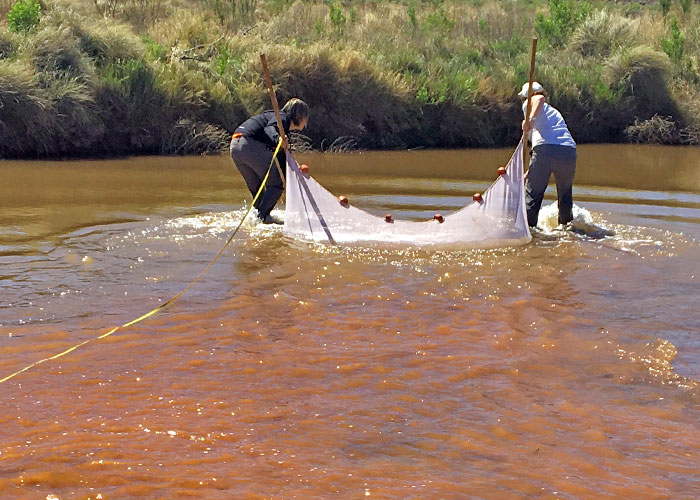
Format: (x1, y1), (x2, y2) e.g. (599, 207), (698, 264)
(230, 135), (284, 219)
(526, 144), (577, 227)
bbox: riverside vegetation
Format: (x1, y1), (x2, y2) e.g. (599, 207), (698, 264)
(0, 0), (699, 158)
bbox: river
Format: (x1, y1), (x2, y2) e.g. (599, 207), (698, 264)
(1, 144), (698, 499)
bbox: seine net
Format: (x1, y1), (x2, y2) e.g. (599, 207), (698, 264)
(283, 140), (531, 248)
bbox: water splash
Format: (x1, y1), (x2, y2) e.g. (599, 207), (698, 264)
(616, 339), (698, 390)
(163, 207), (286, 239)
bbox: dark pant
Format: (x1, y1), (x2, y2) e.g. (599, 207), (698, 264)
(526, 144), (577, 227)
(229, 136), (284, 220)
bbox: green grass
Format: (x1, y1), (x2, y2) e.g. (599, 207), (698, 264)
(0, 0), (699, 157)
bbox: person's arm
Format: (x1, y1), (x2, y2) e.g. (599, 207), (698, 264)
(263, 114), (290, 149)
(262, 114), (288, 172)
(522, 94), (546, 133)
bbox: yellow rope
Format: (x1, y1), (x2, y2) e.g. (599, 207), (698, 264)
(0, 140), (284, 385)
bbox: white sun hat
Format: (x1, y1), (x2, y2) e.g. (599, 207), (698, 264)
(518, 81), (545, 98)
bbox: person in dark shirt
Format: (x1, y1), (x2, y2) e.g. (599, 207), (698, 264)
(230, 98), (309, 224)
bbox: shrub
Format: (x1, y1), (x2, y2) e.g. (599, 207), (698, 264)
(142, 35), (168, 61)
(328, 1), (345, 32)
(422, 6), (455, 37)
(659, 0), (671, 18)
(407, 3), (417, 31)
(93, 0), (120, 18)
(535, 0), (591, 48)
(624, 2), (643, 18)
(7, 0), (41, 33)
(660, 17), (685, 63)
(679, 0), (692, 16)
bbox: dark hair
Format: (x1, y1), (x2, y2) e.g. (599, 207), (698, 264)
(282, 98), (309, 126)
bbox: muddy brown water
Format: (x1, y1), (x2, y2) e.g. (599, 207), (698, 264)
(1, 144), (699, 499)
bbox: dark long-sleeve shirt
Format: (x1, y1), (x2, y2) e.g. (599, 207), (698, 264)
(235, 110), (290, 150)
(234, 111), (290, 169)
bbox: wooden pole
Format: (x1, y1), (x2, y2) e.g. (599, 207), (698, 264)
(260, 53), (287, 150)
(523, 38), (538, 171)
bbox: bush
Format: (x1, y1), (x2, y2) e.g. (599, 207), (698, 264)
(660, 17), (685, 63)
(7, 0), (41, 33)
(535, 0), (591, 48)
(328, 1), (345, 33)
(679, 0), (692, 16)
(422, 6), (455, 37)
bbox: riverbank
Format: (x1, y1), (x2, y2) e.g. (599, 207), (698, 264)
(0, 0), (699, 158)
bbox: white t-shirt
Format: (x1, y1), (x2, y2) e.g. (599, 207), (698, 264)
(523, 101), (576, 148)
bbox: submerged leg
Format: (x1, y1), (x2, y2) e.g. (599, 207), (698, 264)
(256, 156), (285, 220)
(552, 147), (577, 225)
(525, 146), (553, 227)
(230, 136), (274, 210)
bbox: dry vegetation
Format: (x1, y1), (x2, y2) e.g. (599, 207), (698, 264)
(0, 0), (698, 157)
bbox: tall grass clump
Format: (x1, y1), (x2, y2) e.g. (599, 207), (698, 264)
(28, 26), (92, 81)
(605, 45), (671, 100)
(45, 75), (106, 155)
(604, 45), (683, 129)
(570, 9), (638, 57)
(92, 0), (168, 29)
(0, 30), (19, 58)
(659, 0), (672, 18)
(0, 61), (53, 156)
(203, 0), (256, 30)
(79, 23), (145, 67)
(679, 0), (692, 17)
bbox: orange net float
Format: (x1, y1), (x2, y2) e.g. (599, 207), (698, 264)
(385, 214), (393, 223)
(473, 192), (483, 203)
(433, 213), (444, 223)
(338, 195), (349, 206)
(299, 163), (310, 174)
(497, 166), (507, 176)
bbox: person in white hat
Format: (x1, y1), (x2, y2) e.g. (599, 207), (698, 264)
(519, 82), (577, 228)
